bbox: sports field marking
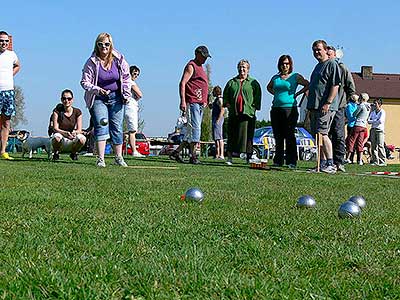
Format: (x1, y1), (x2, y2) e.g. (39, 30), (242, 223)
(291, 168), (400, 179)
(127, 166), (178, 170)
(367, 171), (400, 176)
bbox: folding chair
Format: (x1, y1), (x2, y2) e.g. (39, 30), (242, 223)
(297, 138), (316, 160)
(262, 136), (276, 160)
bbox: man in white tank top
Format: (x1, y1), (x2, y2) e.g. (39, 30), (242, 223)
(0, 31), (21, 160)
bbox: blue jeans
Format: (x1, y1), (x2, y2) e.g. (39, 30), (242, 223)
(184, 103), (203, 143)
(90, 92), (124, 145)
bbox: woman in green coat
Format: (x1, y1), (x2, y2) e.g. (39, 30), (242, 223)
(223, 59), (262, 165)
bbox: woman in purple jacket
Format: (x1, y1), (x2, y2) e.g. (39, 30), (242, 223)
(81, 32), (132, 167)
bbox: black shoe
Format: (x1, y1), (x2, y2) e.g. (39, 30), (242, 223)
(169, 151), (184, 163)
(70, 153), (78, 161)
(53, 153), (60, 161)
(189, 157), (201, 165)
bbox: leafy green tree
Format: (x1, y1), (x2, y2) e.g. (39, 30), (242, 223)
(11, 85), (27, 128)
(255, 119), (270, 128)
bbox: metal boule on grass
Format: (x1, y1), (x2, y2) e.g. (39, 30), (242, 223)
(182, 188), (204, 202)
(296, 195), (316, 208)
(338, 201), (361, 218)
(348, 195), (366, 209)
(100, 118), (108, 126)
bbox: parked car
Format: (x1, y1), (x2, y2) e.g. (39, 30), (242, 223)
(253, 126), (316, 160)
(122, 132), (150, 156)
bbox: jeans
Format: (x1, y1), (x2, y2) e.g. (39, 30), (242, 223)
(90, 92), (124, 145)
(184, 103), (203, 143)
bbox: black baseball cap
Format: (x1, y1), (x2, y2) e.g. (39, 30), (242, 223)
(195, 45), (211, 58)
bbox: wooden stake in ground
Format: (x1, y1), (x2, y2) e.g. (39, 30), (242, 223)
(316, 133), (322, 173)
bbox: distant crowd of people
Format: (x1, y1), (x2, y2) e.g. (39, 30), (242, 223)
(169, 40), (389, 173)
(0, 30), (391, 171)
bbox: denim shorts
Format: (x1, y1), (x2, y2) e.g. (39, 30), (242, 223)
(184, 103), (203, 143)
(90, 92), (124, 144)
(0, 90), (16, 117)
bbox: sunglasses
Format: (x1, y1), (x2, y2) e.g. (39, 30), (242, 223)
(0, 39), (10, 43)
(132, 72), (140, 77)
(97, 42), (111, 48)
(62, 97), (73, 101)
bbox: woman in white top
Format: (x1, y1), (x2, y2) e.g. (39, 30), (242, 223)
(368, 98), (386, 166)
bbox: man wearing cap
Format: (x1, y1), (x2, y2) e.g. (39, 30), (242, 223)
(0, 31), (20, 160)
(327, 45), (356, 172)
(307, 40), (341, 174)
(170, 45), (210, 164)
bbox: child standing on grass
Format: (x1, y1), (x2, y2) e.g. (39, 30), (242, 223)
(211, 86), (225, 159)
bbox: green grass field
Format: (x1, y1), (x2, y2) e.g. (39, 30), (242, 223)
(1, 155), (400, 299)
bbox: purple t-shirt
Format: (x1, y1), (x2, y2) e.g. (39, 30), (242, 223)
(97, 59), (120, 91)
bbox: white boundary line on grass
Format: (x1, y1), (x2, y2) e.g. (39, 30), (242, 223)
(290, 169), (400, 179)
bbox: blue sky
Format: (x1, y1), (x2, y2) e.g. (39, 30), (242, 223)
(3, 0), (400, 136)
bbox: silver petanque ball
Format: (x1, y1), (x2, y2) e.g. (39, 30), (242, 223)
(185, 188), (204, 202)
(296, 195), (316, 208)
(348, 195), (366, 209)
(338, 201), (361, 218)
(100, 118), (108, 126)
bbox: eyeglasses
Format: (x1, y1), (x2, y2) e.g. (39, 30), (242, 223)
(0, 39), (10, 43)
(97, 42), (111, 48)
(62, 97), (73, 101)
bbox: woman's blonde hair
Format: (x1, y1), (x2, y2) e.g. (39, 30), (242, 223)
(94, 32), (114, 68)
(350, 94), (360, 102)
(360, 93), (369, 102)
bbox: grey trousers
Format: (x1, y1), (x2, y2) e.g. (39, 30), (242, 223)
(370, 128), (386, 164)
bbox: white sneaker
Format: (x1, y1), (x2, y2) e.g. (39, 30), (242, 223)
(115, 155), (128, 167)
(96, 157), (106, 168)
(226, 159), (233, 166)
(249, 157), (261, 164)
(251, 154), (259, 160)
(320, 165), (337, 174)
(357, 161), (364, 166)
(133, 151), (145, 158)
